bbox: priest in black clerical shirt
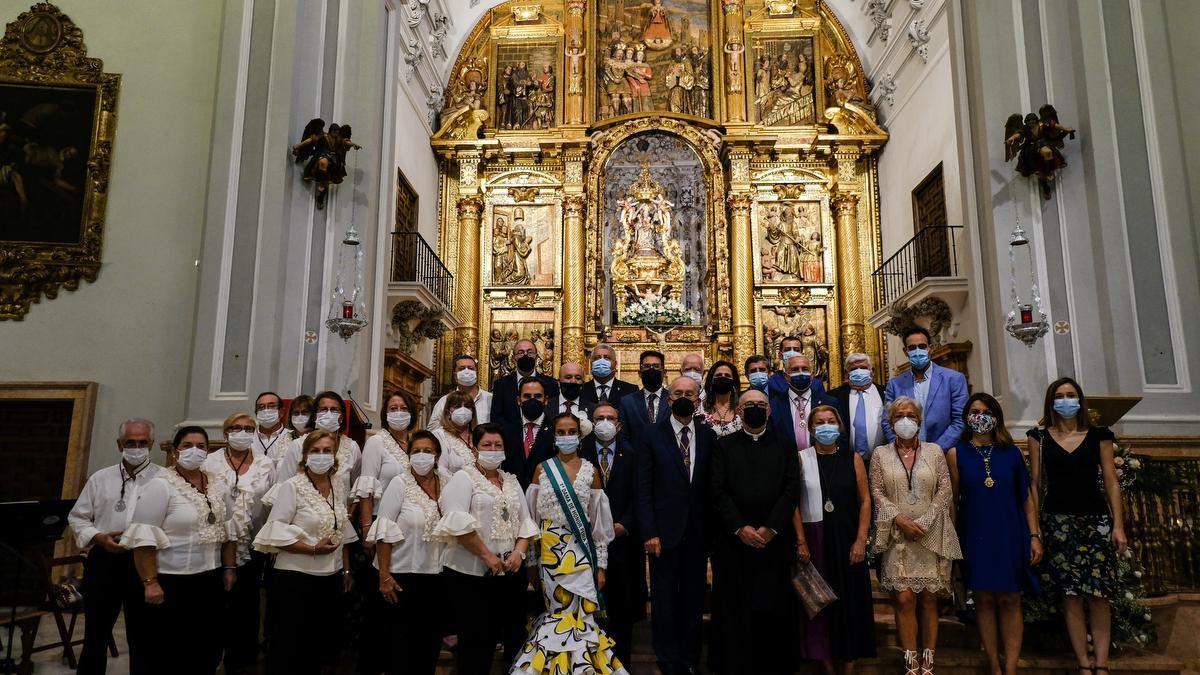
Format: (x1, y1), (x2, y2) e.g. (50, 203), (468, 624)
(709, 388), (802, 675)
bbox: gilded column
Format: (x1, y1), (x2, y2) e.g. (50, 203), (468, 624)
(453, 195), (484, 361)
(832, 192), (866, 361)
(565, 0), (587, 125)
(561, 194), (587, 364)
(728, 191), (756, 365)
(722, 0), (746, 123)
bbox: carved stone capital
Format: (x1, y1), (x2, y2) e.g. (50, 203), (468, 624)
(722, 0), (744, 14)
(456, 196), (484, 219)
(727, 192), (754, 213)
(831, 193), (860, 216)
(563, 194), (587, 216)
(566, 0), (586, 15)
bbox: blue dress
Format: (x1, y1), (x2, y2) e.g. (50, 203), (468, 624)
(954, 441), (1039, 593)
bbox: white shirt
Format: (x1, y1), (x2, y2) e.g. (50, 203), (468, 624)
(254, 475), (358, 575)
(274, 434), (361, 504)
(367, 472), (447, 575)
(354, 432), (411, 514)
(848, 385), (884, 455)
(253, 426), (291, 463)
(202, 450), (275, 564)
(121, 470), (233, 575)
(788, 387), (813, 421)
(433, 428), (476, 480)
(669, 416), (697, 482)
(69, 461), (163, 550)
(557, 398), (587, 417)
(434, 467), (538, 577)
(427, 388), (493, 431)
(797, 447), (824, 524)
(643, 388), (667, 423)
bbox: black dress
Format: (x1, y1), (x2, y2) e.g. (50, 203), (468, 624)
(816, 447), (877, 662)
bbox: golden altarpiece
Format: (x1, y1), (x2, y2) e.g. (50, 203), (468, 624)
(431, 0), (887, 388)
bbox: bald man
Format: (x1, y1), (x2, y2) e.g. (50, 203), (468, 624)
(489, 338), (559, 427)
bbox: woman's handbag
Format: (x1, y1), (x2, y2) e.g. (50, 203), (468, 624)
(791, 558), (837, 618)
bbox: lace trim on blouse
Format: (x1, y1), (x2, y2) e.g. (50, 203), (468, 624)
(443, 434), (474, 468)
(289, 474), (349, 545)
(401, 472), (444, 542)
(380, 432), (410, 471)
(463, 465), (523, 542)
(163, 468), (227, 544)
(536, 460), (595, 526)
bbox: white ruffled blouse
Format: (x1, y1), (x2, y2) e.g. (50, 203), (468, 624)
(202, 450), (275, 565)
(525, 459), (615, 569)
(432, 428), (475, 481)
(366, 472), (447, 575)
(434, 466), (538, 577)
(120, 469), (233, 575)
(272, 434), (361, 505)
(352, 432), (410, 512)
(257, 427), (294, 467)
(254, 475), (359, 576)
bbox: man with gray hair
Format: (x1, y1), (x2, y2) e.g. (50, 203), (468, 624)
(768, 353), (837, 454)
(581, 342), (638, 406)
(830, 352), (886, 459)
(68, 418), (163, 674)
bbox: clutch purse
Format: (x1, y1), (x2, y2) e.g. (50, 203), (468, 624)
(791, 559), (837, 618)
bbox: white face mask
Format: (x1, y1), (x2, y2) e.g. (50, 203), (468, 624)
(894, 417), (920, 440)
(450, 407), (474, 427)
(409, 452), (436, 476)
(176, 447), (207, 470)
(477, 450), (505, 470)
(386, 410), (411, 431)
(316, 411), (341, 432)
(306, 453), (336, 474)
(122, 447), (150, 466)
(291, 414), (311, 429)
(256, 409), (280, 428)
(456, 368), (478, 387)
(683, 370), (703, 384)
(594, 419), (618, 442)
(226, 430), (255, 451)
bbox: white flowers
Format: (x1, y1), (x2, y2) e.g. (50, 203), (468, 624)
(623, 292), (693, 326)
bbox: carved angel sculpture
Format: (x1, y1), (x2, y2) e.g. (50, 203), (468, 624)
(292, 118), (361, 209)
(1005, 104), (1075, 199)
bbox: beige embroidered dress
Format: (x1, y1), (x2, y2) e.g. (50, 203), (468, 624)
(869, 442), (962, 594)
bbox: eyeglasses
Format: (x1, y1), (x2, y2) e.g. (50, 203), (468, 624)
(317, 407), (341, 413)
(227, 425), (256, 433)
(640, 364), (664, 371)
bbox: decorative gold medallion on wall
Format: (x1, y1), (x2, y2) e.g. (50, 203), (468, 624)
(0, 3), (120, 320)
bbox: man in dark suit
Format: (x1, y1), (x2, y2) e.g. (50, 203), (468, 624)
(581, 342), (639, 407)
(769, 353), (837, 453)
(636, 375), (715, 675)
(828, 351), (886, 460)
(618, 349), (670, 447)
(579, 402), (644, 668)
(500, 377), (555, 488)
(550, 361), (594, 418)
(490, 338), (559, 428)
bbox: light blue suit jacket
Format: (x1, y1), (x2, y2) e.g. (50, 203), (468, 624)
(882, 362), (969, 451)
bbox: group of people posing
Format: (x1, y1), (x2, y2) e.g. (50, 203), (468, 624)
(68, 325), (1128, 675)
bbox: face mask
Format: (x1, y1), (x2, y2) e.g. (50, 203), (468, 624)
(456, 368), (478, 387)
(520, 398), (545, 421)
(683, 370), (703, 385)
(968, 413), (997, 435)
(256, 409), (280, 427)
(814, 424), (841, 446)
(781, 350), (802, 365)
(848, 368), (872, 387)
(560, 382), (582, 401)
(741, 406), (768, 429)
(122, 447), (150, 466)
(748, 371), (769, 390)
(227, 430), (254, 451)
(316, 411), (341, 432)
(555, 435), (580, 454)
(894, 417), (920, 440)
(450, 407), (474, 427)
(409, 452), (436, 476)
(1053, 398), (1081, 419)
(789, 373), (812, 392)
(386, 410), (412, 431)
(591, 358), (613, 378)
(477, 450), (505, 470)
(907, 348), (930, 371)
(516, 355), (536, 373)
(306, 453), (336, 474)
(176, 447), (207, 470)
(712, 377), (735, 394)
(640, 369), (663, 391)
(291, 414), (311, 429)
(594, 419), (618, 442)
(671, 397), (696, 418)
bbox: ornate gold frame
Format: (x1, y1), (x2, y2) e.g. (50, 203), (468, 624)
(0, 3), (120, 320)
(481, 168), (564, 290)
(748, 166), (835, 286)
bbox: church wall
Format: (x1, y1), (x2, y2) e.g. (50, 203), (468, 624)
(0, 0), (224, 473)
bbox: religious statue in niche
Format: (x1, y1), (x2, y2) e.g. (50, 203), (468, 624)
(489, 204), (557, 287)
(492, 210), (533, 285)
(610, 161), (686, 317)
(1004, 104), (1076, 199)
(434, 58), (489, 140)
(823, 54), (863, 107)
(753, 38), (816, 126)
(292, 119), (361, 209)
(759, 200), (823, 283)
(642, 0), (673, 50)
(762, 305), (829, 380)
(495, 44), (558, 130)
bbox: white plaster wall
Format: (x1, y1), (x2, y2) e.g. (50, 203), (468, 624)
(0, 0), (223, 473)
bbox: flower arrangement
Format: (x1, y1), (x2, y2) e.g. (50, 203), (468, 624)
(390, 300), (447, 355)
(622, 293), (693, 326)
(1105, 443), (1143, 491)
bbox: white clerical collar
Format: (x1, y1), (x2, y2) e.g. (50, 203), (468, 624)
(745, 427), (767, 441)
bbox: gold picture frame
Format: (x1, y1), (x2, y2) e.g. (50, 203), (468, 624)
(749, 181), (835, 287)
(0, 3), (120, 320)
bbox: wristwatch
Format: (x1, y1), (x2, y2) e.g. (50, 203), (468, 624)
(1030, 532), (1042, 539)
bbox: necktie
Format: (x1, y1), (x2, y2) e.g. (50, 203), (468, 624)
(853, 390), (869, 456)
(793, 394), (809, 450)
(599, 384), (609, 401)
(679, 426), (691, 474)
(647, 393), (657, 424)
(566, 400), (575, 414)
(599, 446), (611, 485)
(523, 422), (536, 458)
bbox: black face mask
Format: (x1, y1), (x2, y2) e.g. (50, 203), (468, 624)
(640, 369), (663, 392)
(711, 376), (735, 394)
(671, 397), (696, 418)
(516, 355), (536, 373)
(560, 382), (582, 401)
(742, 406), (768, 429)
(520, 398), (545, 421)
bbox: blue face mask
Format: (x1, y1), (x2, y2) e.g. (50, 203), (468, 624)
(748, 371), (769, 390)
(848, 368), (872, 387)
(1053, 397), (1081, 419)
(591, 358), (612, 378)
(907, 348), (930, 370)
(789, 373), (812, 391)
(813, 424), (841, 446)
(554, 435), (580, 455)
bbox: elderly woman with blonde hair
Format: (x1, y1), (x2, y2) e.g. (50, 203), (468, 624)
(870, 396), (961, 675)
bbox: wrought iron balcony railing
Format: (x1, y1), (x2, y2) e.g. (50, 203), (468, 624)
(391, 230), (454, 311)
(872, 225), (963, 308)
